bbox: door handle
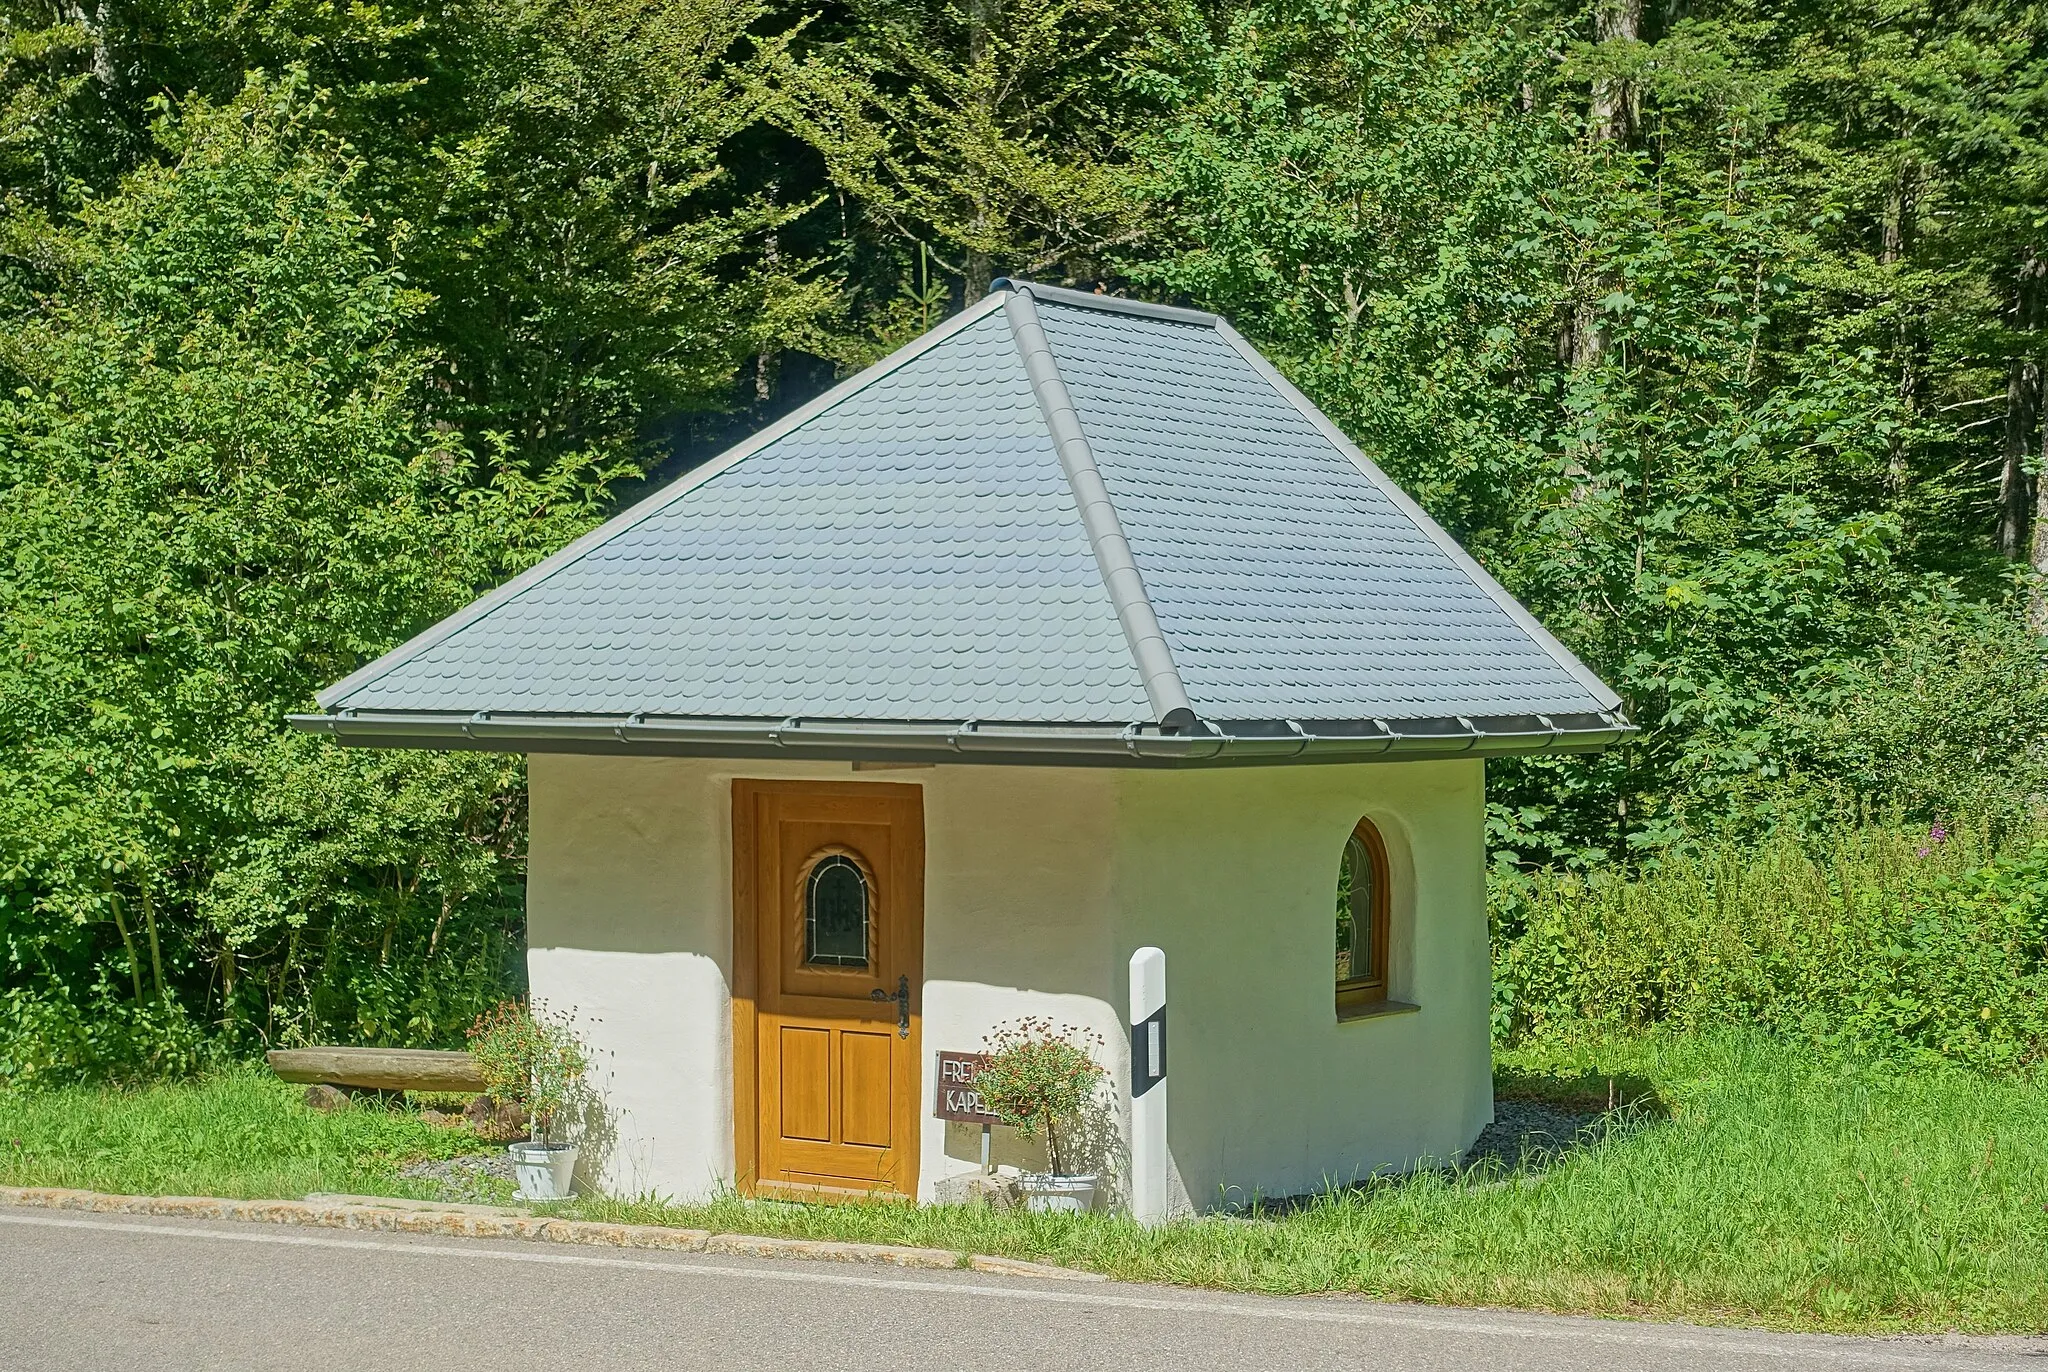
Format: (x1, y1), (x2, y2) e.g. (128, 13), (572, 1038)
(869, 975), (910, 1038)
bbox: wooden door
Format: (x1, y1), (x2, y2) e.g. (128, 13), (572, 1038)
(732, 779), (923, 1199)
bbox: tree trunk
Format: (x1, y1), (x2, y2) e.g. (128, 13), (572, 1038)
(1570, 300), (1606, 370)
(2000, 251), (2044, 560)
(271, 924), (299, 1043)
(139, 885), (166, 1006)
(1882, 159), (1919, 494)
(2031, 407), (2048, 632)
(959, 0), (1000, 307)
(1590, 0), (1643, 145)
(756, 184), (779, 408)
(62, 0), (116, 92)
(107, 887), (144, 1004)
(962, 248), (991, 305)
(429, 891), (453, 959)
(1568, 0), (1641, 370)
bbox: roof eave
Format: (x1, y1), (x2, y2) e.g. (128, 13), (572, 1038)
(286, 709), (1633, 769)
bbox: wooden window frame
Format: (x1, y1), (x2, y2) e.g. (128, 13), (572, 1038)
(1335, 817), (1394, 1020)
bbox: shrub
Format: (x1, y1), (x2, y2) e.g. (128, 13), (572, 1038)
(465, 1001), (588, 1144)
(0, 83), (604, 1075)
(974, 1018), (1105, 1177)
(0, 981), (208, 1087)
(1491, 818), (2048, 1071)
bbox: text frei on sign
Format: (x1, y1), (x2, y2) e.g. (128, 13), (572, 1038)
(933, 1051), (1001, 1125)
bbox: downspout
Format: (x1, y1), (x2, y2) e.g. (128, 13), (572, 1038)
(1001, 283), (1198, 732)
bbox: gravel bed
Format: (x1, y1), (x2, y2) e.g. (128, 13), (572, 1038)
(1462, 1096), (1608, 1174)
(401, 1150), (518, 1204)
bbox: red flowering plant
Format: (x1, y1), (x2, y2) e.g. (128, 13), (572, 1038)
(466, 1001), (588, 1146)
(973, 1018), (1105, 1178)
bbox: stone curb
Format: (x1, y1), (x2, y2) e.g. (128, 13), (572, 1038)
(0, 1187), (1106, 1283)
(703, 1231), (959, 1269)
(967, 1253), (1103, 1279)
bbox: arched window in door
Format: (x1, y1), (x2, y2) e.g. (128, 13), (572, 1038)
(804, 853), (871, 968)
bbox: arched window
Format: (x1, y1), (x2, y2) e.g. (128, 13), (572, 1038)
(804, 853), (870, 968)
(1335, 818), (1392, 1018)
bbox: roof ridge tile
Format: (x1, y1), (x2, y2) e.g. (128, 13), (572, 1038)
(999, 285), (1195, 732)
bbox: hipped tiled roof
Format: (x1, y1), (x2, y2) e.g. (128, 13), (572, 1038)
(295, 282), (1626, 767)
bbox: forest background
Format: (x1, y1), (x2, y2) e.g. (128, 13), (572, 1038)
(0, 0), (2044, 1082)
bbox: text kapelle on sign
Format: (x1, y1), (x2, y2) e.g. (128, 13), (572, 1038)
(933, 1051), (1000, 1125)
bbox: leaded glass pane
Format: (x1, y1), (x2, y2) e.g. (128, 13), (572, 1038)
(1337, 833), (1373, 984)
(806, 856), (869, 967)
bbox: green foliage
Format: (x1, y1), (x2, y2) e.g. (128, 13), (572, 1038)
(378, 0), (831, 462)
(1492, 819), (2048, 1071)
(1126, 0), (1569, 534)
(770, 0), (1156, 360)
(0, 0), (2046, 1081)
(0, 978), (206, 1085)
(465, 999), (587, 1143)
(1125, 0), (2048, 859)
(973, 1017), (1105, 1177)
(0, 82), (610, 1071)
(0, 0), (831, 467)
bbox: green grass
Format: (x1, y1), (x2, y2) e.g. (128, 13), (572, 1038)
(0, 1070), (483, 1200)
(1, 1032), (2043, 1333)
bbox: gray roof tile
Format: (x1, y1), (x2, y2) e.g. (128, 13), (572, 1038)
(1035, 305), (1605, 718)
(331, 303), (1150, 721)
(314, 283), (1620, 734)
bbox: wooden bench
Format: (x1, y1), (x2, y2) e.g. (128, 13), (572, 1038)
(266, 1047), (485, 1094)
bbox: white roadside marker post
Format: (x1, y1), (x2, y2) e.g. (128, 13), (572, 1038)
(1129, 946), (1168, 1226)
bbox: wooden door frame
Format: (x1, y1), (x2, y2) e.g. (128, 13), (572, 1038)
(730, 777), (925, 1199)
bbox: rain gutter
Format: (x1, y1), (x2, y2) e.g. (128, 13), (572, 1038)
(287, 709), (1633, 769)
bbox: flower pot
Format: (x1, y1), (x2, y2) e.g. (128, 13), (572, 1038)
(508, 1142), (578, 1200)
(1017, 1173), (1097, 1214)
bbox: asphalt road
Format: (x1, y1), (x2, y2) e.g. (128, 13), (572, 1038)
(0, 1209), (2040, 1372)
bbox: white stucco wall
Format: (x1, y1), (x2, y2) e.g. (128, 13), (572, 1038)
(525, 752), (1491, 1208)
(1110, 760), (1493, 1209)
(525, 755), (736, 1200)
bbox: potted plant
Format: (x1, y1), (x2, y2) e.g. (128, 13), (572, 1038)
(974, 1017), (1105, 1213)
(467, 1000), (588, 1200)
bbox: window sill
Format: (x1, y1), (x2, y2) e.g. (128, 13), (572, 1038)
(1336, 999), (1420, 1024)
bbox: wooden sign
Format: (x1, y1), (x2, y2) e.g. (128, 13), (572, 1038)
(933, 1050), (1000, 1125)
